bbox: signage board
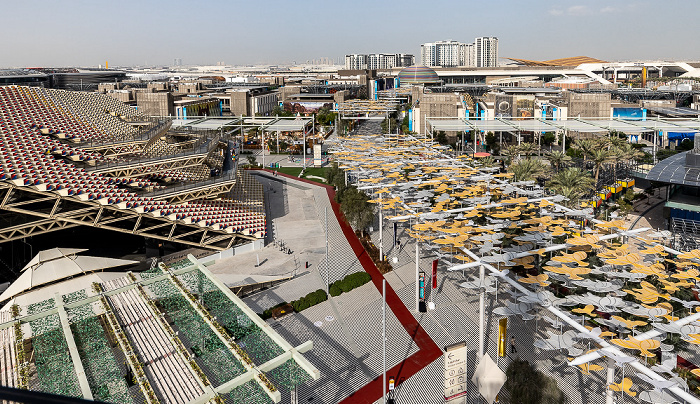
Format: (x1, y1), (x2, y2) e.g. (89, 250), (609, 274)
(444, 382), (467, 401)
(432, 259), (438, 289)
(444, 341), (468, 401)
(418, 272), (425, 300)
(313, 144), (322, 167)
(498, 318), (507, 357)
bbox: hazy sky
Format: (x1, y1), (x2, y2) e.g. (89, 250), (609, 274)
(2, 0), (699, 68)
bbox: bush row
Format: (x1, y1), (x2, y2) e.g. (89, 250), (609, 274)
(259, 289), (329, 319)
(260, 301), (289, 320)
(291, 289), (328, 312)
(330, 271), (372, 297)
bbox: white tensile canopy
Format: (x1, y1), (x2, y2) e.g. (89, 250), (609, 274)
(471, 353), (507, 404)
(21, 247), (88, 271)
(0, 248), (137, 302)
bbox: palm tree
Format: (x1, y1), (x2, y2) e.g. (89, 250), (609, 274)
(607, 147), (624, 183)
(617, 143), (644, 163)
(573, 139), (595, 162)
(518, 142), (537, 157)
(546, 151), (572, 173)
(479, 156), (496, 168)
(608, 136), (626, 150)
(556, 186), (585, 208)
(508, 158), (547, 182)
(549, 167), (594, 195)
(503, 145), (521, 165)
(590, 148), (612, 189)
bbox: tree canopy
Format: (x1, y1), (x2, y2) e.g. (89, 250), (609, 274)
(505, 359), (567, 404)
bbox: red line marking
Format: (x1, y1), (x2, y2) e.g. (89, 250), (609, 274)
(252, 168), (442, 403)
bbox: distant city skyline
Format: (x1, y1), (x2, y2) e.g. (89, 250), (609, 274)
(1, 0), (699, 68)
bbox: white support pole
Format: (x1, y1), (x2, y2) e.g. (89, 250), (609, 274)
(276, 130), (280, 154)
(479, 264), (485, 358)
(303, 124), (307, 169)
(325, 207), (329, 293)
(563, 129), (566, 152)
(605, 358), (615, 404)
(415, 239), (420, 312)
(55, 293), (94, 400)
(379, 192), (383, 261)
(262, 130), (266, 168)
(382, 278), (387, 404)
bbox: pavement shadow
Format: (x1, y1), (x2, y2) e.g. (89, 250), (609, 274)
(258, 289), (376, 404)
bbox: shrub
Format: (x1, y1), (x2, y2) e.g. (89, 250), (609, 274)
(291, 289), (328, 312)
(329, 272), (372, 297)
(329, 283), (342, 297)
(505, 359), (567, 404)
(260, 301), (289, 320)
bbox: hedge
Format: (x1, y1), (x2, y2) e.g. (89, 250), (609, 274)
(329, 272), (372, 297)
(291, 289), (328, 312)
(260, 301), (289, 320)
(259, 289), (333, 319)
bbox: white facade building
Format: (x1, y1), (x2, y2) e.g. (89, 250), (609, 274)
(345, 53), (414, 70)
(421, 41), (463, 67)
(475, 37), (499, 67)
(421, 37), (497, 68)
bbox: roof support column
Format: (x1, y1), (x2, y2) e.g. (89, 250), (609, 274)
(54, 293), (94, 400)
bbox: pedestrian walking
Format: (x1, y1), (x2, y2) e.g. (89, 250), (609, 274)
(510, 336), (517, 354)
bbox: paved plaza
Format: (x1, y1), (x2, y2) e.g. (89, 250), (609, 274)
(207, 171), (642, 404)
(208, 124), (697, 404)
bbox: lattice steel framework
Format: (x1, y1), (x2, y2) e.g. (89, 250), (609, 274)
(0, 256), (319, 403)
(0, 182), (248, 249)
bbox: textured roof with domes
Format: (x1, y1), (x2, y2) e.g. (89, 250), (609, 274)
(398, 66), (441, 85)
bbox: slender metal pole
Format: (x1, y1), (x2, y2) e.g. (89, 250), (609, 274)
(379, 192), (383, 261)
(325, 207), (329, 293)
(311, 115), (315, 167)
(562, 129), (566, 152)
(416, 237), (420, 312)
(605, 358), (615, 404)
(303, 124), (307, 169)
(382, 278), (387, 404)
(479, 264), (485, 358)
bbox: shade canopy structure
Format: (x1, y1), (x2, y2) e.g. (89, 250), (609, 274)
(0, 249), (137, 302)
(171, 116), (312, 132)
(471, 354), (507, 404)
(264, 118), (312, 132)
(426, 117), (700, 134)
(330, 128), (700, 404)
(646, 151), (700, 187)
(21, 247), (88, 271)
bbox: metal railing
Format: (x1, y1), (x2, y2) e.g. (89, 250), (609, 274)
(75, 118), (171, 149)
(141, 160), (239, 199)
(87, 133), (222, 172)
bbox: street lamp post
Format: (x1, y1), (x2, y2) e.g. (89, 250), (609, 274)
(382, 278), (387, 404)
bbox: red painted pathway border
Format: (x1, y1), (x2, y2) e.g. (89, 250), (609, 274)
(254, 169), (442, 403)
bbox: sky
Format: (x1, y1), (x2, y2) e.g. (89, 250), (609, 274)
(1, 0), (699, 68)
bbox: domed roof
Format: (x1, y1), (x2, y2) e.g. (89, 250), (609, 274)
(398, 66), (440, 85)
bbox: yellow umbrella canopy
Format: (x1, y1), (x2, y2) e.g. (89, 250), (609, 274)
(543, 264), (591, 280)
(518, 273), (550, 287)
(610, 336), (659, 358)
(608, 378), (637, 397)
(678, 249), (700, 260)
(573, 305), (597, 317)
(623, 281), (670, 304)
